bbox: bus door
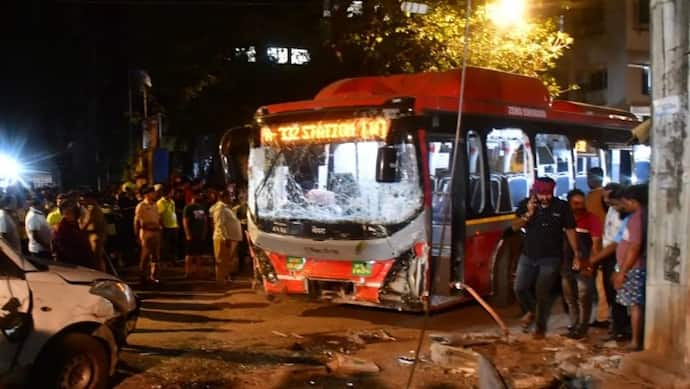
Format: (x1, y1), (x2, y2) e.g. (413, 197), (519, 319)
(470, 128), (531, 295)
(427, 133), (468, 296)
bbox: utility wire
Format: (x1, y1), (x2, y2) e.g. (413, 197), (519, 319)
(405, 0), (472, 388)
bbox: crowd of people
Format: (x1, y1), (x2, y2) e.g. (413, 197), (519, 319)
(0, 177), (249, 287)
(513, 168), (648, 351)
(0, 168), (650, 351)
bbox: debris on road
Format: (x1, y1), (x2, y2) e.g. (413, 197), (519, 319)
(397, 356), (416, 365)
(326, 354), (381, 375)
(430, 342), (480, 370)
(430, 331), (502, 347)
(478, 353), (508, 389)
(449, 366), (476, 376)
(272, 330), (289, 338)
(347, 329), (397, 343)
(511, 374), (557, 388)
(288, 342), (306, 352)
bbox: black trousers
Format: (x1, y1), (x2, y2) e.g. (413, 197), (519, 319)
(600, 255), (631, 335)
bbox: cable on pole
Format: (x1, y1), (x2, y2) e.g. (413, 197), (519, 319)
(404, 0), (472, 387)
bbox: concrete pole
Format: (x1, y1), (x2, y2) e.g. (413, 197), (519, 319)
(646, 0), (689, 364)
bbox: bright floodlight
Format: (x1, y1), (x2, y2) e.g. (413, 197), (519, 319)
(487, 0), (527, 28)
(0, 154), (22, 187)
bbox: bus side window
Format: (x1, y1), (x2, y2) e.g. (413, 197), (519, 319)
(606, 148), (634, 186)
(536, 134), (573, 199)
(486, 128), (532, 213)
(573, 140), (605, 194)
(466, 131), (485, 215)
(633, 145), (651, 184)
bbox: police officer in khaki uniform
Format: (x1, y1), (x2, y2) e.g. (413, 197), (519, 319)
(134, 186), (162, 284)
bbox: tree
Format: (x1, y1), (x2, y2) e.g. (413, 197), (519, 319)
(333, 1), (574, 95)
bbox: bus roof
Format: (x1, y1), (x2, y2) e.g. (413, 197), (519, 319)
(260, 67), (640, 130)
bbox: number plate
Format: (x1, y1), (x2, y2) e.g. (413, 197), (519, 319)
(352, 261), (372, 276)
(286, 257), (305, 271)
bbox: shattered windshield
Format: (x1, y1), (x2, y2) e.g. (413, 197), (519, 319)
(248, 139), (423, 225)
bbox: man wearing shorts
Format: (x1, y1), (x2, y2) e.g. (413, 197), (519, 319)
(612, 185), (647, 351)
(183, 191), (208, 279)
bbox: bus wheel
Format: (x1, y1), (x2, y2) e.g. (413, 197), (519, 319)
(488, 249), (516, 308)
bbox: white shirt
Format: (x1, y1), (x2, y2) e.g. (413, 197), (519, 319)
(25, 207), (52, 254)
(603, 207), (623, 247)
(210, 201), (242, 242)
(0, 209), (21, 252)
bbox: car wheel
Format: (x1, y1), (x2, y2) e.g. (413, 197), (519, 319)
(34, 332), (109, 389)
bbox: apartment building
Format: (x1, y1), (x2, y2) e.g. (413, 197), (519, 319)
(559, 0), (651, 118)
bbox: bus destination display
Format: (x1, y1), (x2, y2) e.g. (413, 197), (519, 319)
(260, 117), (390, 146)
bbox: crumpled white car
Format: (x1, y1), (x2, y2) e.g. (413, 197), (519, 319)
(0, 238), (138, 389)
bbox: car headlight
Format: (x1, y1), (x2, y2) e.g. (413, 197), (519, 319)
(89, 280), (137, 314)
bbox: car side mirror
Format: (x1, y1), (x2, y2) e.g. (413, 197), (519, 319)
(0, 298), (32, 343)
(376, 146), (400, 183)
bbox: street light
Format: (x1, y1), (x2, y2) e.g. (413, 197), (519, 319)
(0, 154), (23, 188)
(486, 0), (527, 29)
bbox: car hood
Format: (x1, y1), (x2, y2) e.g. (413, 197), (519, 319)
(47, 263), (120, 284)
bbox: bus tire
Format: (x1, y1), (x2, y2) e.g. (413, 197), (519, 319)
(488, 248), (515, 308)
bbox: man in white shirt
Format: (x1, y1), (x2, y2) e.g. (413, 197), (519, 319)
(0, 195), (21, 252)
(25, 199), (53, 258)
(588, 183), (631, 341)
(210, 190), (242, 285)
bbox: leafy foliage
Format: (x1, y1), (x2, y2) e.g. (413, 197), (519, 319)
(335, 1), (574, 95)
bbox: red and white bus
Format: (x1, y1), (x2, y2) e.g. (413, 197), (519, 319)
(220, 67), (641, 311)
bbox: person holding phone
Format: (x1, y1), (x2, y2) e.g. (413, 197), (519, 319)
(512, 177), (580, 339)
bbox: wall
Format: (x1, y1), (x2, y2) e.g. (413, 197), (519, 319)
(559, 0), (650, 112)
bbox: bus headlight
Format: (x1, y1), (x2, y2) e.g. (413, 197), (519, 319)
(89, 280), (137, 314)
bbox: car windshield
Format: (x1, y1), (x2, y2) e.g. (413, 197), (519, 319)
(249, 139), (423, 225)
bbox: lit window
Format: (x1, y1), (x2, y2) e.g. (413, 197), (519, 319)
(233, 46), (257, 63)
(290, 48), (311, 65)
(267, 47), (289, 64)
(347, 1), (363, 17)
(246, 46), (256, 63)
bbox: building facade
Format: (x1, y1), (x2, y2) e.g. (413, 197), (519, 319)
(559, 0), (651, 118)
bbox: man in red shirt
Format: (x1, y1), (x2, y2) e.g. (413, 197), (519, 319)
(562, 189), (603, 339)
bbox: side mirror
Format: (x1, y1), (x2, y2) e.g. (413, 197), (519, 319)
(0, 298), (32, 343)
(376, 146), (400, 183)
(219, 126), (255, 184)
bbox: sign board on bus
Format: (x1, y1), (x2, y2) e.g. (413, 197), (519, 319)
(260, 117), (390, 146)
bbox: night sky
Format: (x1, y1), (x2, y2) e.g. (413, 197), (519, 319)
(0, 0), (338, 188)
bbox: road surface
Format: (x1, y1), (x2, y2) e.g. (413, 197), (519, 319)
(112, 264), (636, 389)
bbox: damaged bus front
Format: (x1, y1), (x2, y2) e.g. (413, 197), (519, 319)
(222, 105), (435, 311)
